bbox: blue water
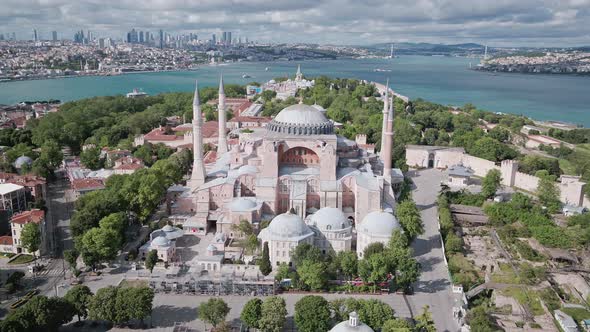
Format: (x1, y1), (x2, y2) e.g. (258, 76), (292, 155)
(1, 56), (589, 126)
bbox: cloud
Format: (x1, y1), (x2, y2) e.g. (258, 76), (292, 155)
(0, 0), (589, 46)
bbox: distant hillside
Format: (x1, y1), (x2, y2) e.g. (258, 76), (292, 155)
(368, 42), (486, 55)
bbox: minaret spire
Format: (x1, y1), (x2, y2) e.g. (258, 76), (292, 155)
(383, 95), (394, 179)
(188, 80), (206, 188)
(217, 74), (228, 155)
(380, 79), (389, 158)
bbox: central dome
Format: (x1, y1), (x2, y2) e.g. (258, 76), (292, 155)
(268, 104), (334, 135)
(263, 211), (314, 240)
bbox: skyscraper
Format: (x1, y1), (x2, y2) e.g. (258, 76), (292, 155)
(52, 31), (57, 41)
(222, 31), (227, 44)
(139, 31), (144, 43)
(0, 34), (4, 41)
(33, 29), (38, 41)
(227, 32), (232, 45)
(159, 29), (164, 48)
(211, 34), (216, 45)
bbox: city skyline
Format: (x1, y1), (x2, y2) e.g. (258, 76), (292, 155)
(0, 0), (589, 47)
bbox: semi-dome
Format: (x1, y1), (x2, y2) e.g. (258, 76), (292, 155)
(229, 197), (258, 212)
(310, 207), (351, 231)
(268, 104), (334, 135)
(358, 211), (401, 236)
(152, 236), (171, 247)
(263, 211), (313, 240)
(162, 225), (175, 232)
(14, 155), (33, 169)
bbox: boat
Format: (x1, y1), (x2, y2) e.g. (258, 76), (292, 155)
(373, 69), (392, 72)
(242, 74), (251, 78)
(126, 88), (148, 98)
(265, 67), (269, 71)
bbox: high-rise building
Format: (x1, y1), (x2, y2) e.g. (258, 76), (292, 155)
(227, 32), (232, 45)
(211, 34), (216, 45)
(159, 29), (164, 48)
(222, 31), (227, 43)
(12, 32), (16, 40)
(33, 29), (38, 41)
(0, 34), (4, 41)
(52, 31), (57, 41)
(98, 38), (105, 49)
(139, 31), (144, 43)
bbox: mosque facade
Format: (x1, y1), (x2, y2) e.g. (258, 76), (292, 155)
(171, 69), (403, 267)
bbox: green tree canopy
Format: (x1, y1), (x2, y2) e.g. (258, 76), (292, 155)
(198, 298), (230, 328)
(482, 169), (502, 198)
(20, 222), (41, 257)
(395, 200), (424, 241)
(294, 296), (331, 332)
(259, 242), (272, 276)
(259, 296), (287, 332)
(240, 298), (262, 330)
(64, 285), (93, 321)
(145, 249), (158, 273)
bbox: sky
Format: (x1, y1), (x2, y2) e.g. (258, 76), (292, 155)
(1, 0), (590, 47)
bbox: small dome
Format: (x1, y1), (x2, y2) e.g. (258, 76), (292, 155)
(14, 155), (33, 169)
(229, 198), (258, 212)
(358, 211), (401, 236)
(265, 211), (313, 240)
(329, 312), (374, 332)
(162, 225), (174, 232)
(207, 244), (216, 252)
(310, 207), (350, 231)
(151, 236), (171, 247)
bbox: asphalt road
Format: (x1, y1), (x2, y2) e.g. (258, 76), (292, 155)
(407, 168), (460, 332)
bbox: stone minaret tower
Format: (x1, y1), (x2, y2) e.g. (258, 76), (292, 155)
(217, 75), (228, 155)
(383, 96), (394, 179)
(380, 79), (389, 158)
(188, 80), (206, 188)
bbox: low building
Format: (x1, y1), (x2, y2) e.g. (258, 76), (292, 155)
(447, 164), (474, 188)
(10, 209), (45, 255)
(307, 207), (352, 254)
(0, 183), (27, 215)
(554, 310), (578, 332)
(139, 235), (176, 262)
(258, 210), (314, 267)
(525, 134), (571, 149)
(113, 156), (145, 175)
(71, 178), (105, 198)
(0, 172), (46, 201)
(356, 211), (401, 258)
(0, 235), (13, 253)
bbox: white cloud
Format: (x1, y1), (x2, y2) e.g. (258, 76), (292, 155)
(0, 0), (588, 46)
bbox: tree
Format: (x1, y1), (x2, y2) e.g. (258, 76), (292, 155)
(89, 286), (118, 322)
(231, 219), (254, 237)
(536, 170), (561, 213)
(240, 298), (262, 330)
(2, 295), (75, 332)
(482, 169), (502, 198)
(259, 242), (272, 276)
(259, 296), (287, 332)
(294, 296), (331, 332)
(466, 305), (496, 332)
(415, 305), (436, 332)
(145, 249), (158, 273)
(64, 249), (79, 271)
(338, 250), (358, 280)
(114, 286), (154, 325)
(382, 318), (412, 332)
(291, 243), (323, 267)
(357, 299), (395, 331)
(80, 146), (102, 170)
(80, 227), (119, 268)
(297, 260), (328, 290)
(20, 222), (41, 258)
(98, 212), (127, 247)
(395, 200), (424, 241)
(358, 253), (390, 293)
(64, 285), (93, 321)
(245, 234), (259, 255)
(198, 298), (230, 329)
(32, 140), (63, 178)
(363, 242), (385, 259)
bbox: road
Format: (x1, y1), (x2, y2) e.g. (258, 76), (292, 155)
(407, 168), (460, 332)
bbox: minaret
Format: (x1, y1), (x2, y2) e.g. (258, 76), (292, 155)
(188, 80), (206, 188)
(380, 79), (389, 158)
(383, 96), (394, 179)
(217, 75), (228, 155)
(296, 64), (302, 81)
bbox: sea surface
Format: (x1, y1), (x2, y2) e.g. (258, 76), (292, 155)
(1, 56), (589, 126)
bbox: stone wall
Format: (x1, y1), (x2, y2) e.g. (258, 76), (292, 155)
(513, 172), (539, 193)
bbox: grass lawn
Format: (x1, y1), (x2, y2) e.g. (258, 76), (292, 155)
(119, 279), (148, 288)
(491, 263), (521, 284)
(8, 254), (35, 265)
(0, 252), (15, 258)
(502, 287), (545, 316)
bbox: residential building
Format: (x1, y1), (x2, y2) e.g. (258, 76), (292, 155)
(10, 209), (45, 255)
(0, 183), (27, 215)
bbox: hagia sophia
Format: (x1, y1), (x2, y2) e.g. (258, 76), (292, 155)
(147, 69), (404, 269)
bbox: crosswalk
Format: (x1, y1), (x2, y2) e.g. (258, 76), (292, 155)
(31, 267), (64, 278)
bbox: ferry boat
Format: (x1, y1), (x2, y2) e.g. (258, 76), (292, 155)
(126, 89), (148, 99)
(265, 67), (269, 71)
(242, 74), (251, 78)
(373, 69), (392, 72)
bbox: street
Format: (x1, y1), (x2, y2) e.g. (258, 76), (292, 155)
(407, 168), (460, 332)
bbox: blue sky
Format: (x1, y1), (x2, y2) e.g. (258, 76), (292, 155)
(1, 0), (589, 46)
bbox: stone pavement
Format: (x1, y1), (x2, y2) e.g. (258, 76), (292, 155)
(407, 168), (461, 332)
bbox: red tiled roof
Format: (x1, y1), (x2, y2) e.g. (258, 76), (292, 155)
(0, 236), (13, 245)
(202, 121), (220, 138)
(0, 172), (46, 187)
(228, 116), (271, 123)
(203, 151), (217, 164)
(143, 128), (183, 141)
(72, 178), (105, 192)
(11, 209), (45, 225)
(114, 163), (144, 170)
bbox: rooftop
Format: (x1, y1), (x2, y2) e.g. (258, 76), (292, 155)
(11, 209), (45, 224)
